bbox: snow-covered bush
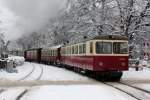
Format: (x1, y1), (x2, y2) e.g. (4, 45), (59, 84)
(8, 56), (25, 66)
(140, 60), (148, 67)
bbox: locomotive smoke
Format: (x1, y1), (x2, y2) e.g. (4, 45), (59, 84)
(0, 0), (67, 40)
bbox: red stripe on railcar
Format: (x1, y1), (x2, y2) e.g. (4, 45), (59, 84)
(62, 55), (128, 71)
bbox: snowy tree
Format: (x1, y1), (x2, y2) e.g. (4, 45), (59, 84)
(16, 0), (150, 53)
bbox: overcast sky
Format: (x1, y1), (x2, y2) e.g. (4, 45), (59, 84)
(0, 0), (67, 40)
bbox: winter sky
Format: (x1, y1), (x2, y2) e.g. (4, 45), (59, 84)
(0, 0), (67, 40)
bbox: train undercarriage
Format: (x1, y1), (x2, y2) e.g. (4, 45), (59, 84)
(57, 63), (123, 81)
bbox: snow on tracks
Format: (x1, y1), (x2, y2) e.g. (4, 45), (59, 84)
(18, 63), (43, 81)
(0, 62), (33, 81)
(18, 63), (35, 81)
(0, 88), (28, 100)
(104, 82), (150, 100)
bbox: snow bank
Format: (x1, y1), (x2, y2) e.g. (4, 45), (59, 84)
(140, 60), (148, 67)
(8, 56), (25, 66)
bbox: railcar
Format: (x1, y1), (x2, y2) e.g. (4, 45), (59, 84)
(60, 35), (128, 80)
(41, 45), (61, 64)
(24, 35), (128, 81)
(24, 48), (42, 63)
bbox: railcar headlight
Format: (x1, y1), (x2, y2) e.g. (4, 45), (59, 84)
(99, 62), (103, 66)
(121, 62), (126, 66)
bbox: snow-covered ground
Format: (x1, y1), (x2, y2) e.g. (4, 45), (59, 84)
(0, 61), (138, 100)
(0, 57), (150, 100)
(0, 87), (27, 100)
(0, 62), (90, 82)
(21, 85), (137, 100)
(39, 63), (90, 81)
(0, 62), (33, 81)
(0, 85), (136, 100)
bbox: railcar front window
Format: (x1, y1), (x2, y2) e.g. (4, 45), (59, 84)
(96, 42), (112, 54)
(113, 42), (128, 54)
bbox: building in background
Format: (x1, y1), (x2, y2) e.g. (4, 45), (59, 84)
(142, 39), (150, 60)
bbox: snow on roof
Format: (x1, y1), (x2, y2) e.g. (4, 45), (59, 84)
(50, 44), (63, 49)
(43, 44), (63, 50)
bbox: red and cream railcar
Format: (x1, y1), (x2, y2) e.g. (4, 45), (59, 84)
(24, 48), (41, 63)
(41, 45), (61, 64)
(61, 35), (128, 79)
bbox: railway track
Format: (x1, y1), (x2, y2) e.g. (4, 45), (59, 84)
(18, 63), (43, 81)
(36, 64), (43, 80)
(0, 89), (5, 94)
(0, 89), (28, 100)
(119, 81), (150, 93)
(45, 64), (150, 100)
(1, 62), (150, 100)
(18, 63), (35, 81)
(16, 89), (28, 100)
(104, 82), (150, 100)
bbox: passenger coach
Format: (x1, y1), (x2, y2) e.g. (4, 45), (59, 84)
(60, 35), (128, 80)
(24, 48), (42, 63)
(41, 45), (61, 64)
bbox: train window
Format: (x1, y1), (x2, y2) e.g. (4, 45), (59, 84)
(75, 45), (78, 54)
(61, 48), (64, 55)
(72, 46), (75, 54)
(49, 50), (51, 56)
(65, 48), (67, 55)
(113, 42), (128, 54)
(83, 44), (86, 53)
(50, 50), (52, 56)
(79, 44), (86, 54)
(44, 50), (46, 56)
(90, 42), (93, 53)
(53, 50), (55, 56)
(55, 50), (57, 56)
(63, 48), (65, 55)
(63, 48), (66, 55)
(69, 47), (71, 54)
(79, 44), (82, 54)
(53, 50), (54, 56)
(96, 42), (112, 54)
(52, 50), (53, 56)
(67, 47), (69, 54)
(66, 48), (68, 54)
(50, 50), (51, 56)
(48, 50), (50, 56)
